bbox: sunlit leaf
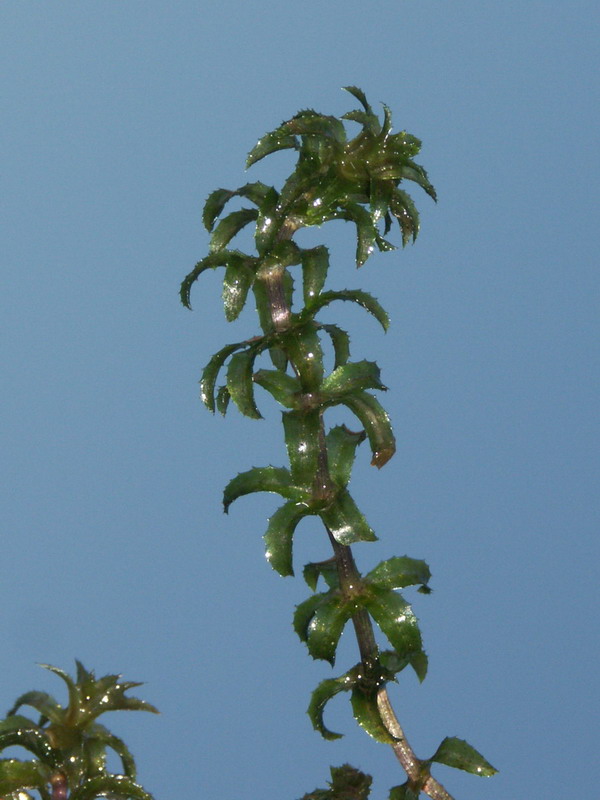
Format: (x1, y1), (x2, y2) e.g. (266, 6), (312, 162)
(326, 425), (366, 488)
(365, 557), (431, 592)
(340, 391), (395, 467)
(226, 350), (262, 419)
(209, 208), (258, 253)
(431, 737), (497, 777)
(264, 500), (311, 577)
(320, 489), (377, 545)
(307, 666), (360, 740)
(223, 466), (306, 512)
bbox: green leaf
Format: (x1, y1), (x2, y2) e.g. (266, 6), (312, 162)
(209, 208), (258, 253)
(216, 385), (230, 416)
(389, 783), (419, 800)
(200, 341), (246, 412)
(294, 592), (330, 644)
(341, 391), (396, 468)
(334, 203), (378, 267)
(222, 260), (255, 321)
(180, 250), (255, 309)
(303, 559), (339, 591)
(431, 737), (497, 777)
(264, 501), (311, 577)
(397, 162), (437, 202)
(350, 686), (397, 744)
(0, 759), (51, 796)
(69, 774), (155, 800)
(365, 557), (431, 591)
(363, 588), (427, 681)
(343, 86), (375, 117)
(301, 246), (330, 307)
(390, 189), (420, 246)
(223, 466), (306, 512)
(306, 596), (353, 664)
(301, 764), (372, 800)
(253, 369), (301, 408)
(321, 360), (386, 398)
(307, 666), (360, 740)
(7, 691), (63, 726)
(246, 129), (298, 169)
(203, 188), (237, 232)
(88, 727), (137, 778)
(254, 187), (280, 254)
(326, 425), (366, 488)
(320, 490), (377, 545)
(282, 322), (324, 391)
(304, 289), (389, 332)
(282, 410), (321, 487)
(0, 722), (58, 768)
(226, 350), (262, 419)
(283, 111), (346, 143)
(319, 324), (351, 369)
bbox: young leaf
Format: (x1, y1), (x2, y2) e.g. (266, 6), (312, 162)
(222, 260), (255, 321)
(264, 500), (310, 577)
(223, 466), (306, 512)
(340, 391), (396, 467)
(0, 759), (51, 796)
(306, 596), (353, 665)
(226, 350), (262, 419)
(69, 774), (155, 800)
(246, 129), (298, 168)
(431, 737), (498, 777)
(7, 691), (63, 726)
(319, 324), (351, 369)
(303, 559), (339, 592)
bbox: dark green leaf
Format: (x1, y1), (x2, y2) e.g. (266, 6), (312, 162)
(334, 203), (378, 267)
(301, 764), (372, 800)
(341, 391), (396, 468)
(303, 559), (339, 591)
(326, 425), (366, 488)
(254, 188), (280, 254)
(306, 596), (353, 664)
(282, 410), (322, 487)
(0, 724), (58, 768)
(203, 188), (237, 232)
(307, 666), (360, 740)
(301, 246), (330, 307)
(343, 86), (375, 116)
(253, 369), (300, 408)
(209, 208), (258, 253)
(246, 130), (298, 169)
(321, 360), (386, 398)
(226, 350), (262, 419)
(431, 737), (497, 777)
(294, 592), (330, 644)
(283, 323), (324, 391)
(222, 261), (254, 321)
(365, 557), (431, 591)
(320, 490), (377, 545)
(305, 289), (389, 332)
(0, 759), (51, 796)
(363, 588), (427, 681)
(351, 686), (396, 744)
(223, 466), (306, 512)
(216, 385), (230, 416)
(264, 501), (311, 577)
(283, 111), (346, 143)
(180, 250), (255, 309)
(390, 189), (420, 245)
(389, 783), (419, 800)
(89, 728), (136, 778)
(398, 162), (437, 202)
(200, 342), (246, 412)
(319, 324), (351, 369)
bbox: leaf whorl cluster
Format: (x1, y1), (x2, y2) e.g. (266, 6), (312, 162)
(0, 662), (158, 800)
(182, 88), (496, 796)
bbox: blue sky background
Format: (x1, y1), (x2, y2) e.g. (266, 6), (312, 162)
(1, 2), (598, 798)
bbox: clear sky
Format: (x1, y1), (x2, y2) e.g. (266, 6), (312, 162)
(1, 2), (598, 799)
